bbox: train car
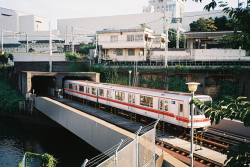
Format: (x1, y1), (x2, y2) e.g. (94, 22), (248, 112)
(64, 80), (212, 130)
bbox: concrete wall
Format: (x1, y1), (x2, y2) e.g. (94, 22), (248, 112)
(35, 97), (133, 152)
(211, 118), (250, 138)
(11, 52), (65, 62)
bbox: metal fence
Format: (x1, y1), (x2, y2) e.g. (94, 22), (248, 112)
(83, 120), (159, 167)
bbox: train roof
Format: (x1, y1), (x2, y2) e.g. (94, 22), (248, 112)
(65, 80), (211, 100)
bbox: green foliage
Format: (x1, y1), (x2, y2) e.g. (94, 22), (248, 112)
(1, 52), (14, 61)
(65, 52), (81, 61)
(205, 79), (215, 87)
(28, 48), (35, 52)
(193, 95), (250, 167)
(175, 65), (181, 70)
(79, 45), (96, 55)
(168, 76), (188, 92)
(182, 66), (190, 71)
(139, 76), (166, 89)
(189, 17), (217, 32)
(204, 65), (210, 70)
(233, 65), (242, 74)
(219, 80), (239, 100)
(213, 16), (233, 31)
(68, 62), (89, 72)
(0, 73), (25, 115)
(44, 63), (50, 72)
(18, 152), (57, 167)
(168, 28), (185, 48)
(140, 23), (151, 29)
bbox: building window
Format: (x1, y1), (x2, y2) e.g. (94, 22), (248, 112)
(129, 94), (135, 103)
(140, 95), (153, 108)
(157, 6), (159, 9)
(117, 49), (123, 56)
(135, 34), (143, 41)
(99, 89), (104, 96)
(127, 35), (134, 41)
(153, 37), (161, 44)
(115, 91), (125, 101)
(79, 86), (84, 92)
(69, 84), (73, 90)
(111, 35), (118, 42)
(158, 0), (163, 2)
(162, 6), (164, 9)
(92, 88), (96, 95)
(153, 1), (155, 3)
(149, 1), (151, 4)
(128, 49), (135, 56)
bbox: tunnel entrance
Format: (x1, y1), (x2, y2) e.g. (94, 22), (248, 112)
(32, 76), (56, 96)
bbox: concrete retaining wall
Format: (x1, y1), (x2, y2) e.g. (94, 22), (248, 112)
(211, 118), (250, 138)
(35, 97), (133, 152)
(11, 52), (65, 62)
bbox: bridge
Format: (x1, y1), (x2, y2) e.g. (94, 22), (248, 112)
(35, 97), (187, 167)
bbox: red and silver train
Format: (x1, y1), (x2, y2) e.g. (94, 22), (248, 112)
(64, 80), (212, 130)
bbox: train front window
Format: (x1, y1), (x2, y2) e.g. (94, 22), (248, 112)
(92, 88), (96, 95)
(99, 89), (104, 96)
(79, 86), (84, 92)
(69, 84), (73, 90)
(140, 95), (153, 108)
(195, 105), (203, 115)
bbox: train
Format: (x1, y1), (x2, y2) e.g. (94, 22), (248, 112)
(64, 80), (212, 130)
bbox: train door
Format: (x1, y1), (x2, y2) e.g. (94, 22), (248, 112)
(158, 99), (164, 120)
(106, 89), (111, 105)
(128, 93), (135, 112)
(178, 102), (184, 124)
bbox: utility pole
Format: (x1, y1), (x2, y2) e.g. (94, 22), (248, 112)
(1, 28), (3, 52)
(49, 22), (52, 72)
(71, 26), (74, 53)
(95, 33), (98, 57)
(176, 26), (179, 49)
(164, 17), (168, 68)
(26, 33), (28, 52)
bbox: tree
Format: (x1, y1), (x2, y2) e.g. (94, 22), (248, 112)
(203, 0), (250, 50)
(168, 28), (184, 48)
(140, 23), (151, 29)
(213, 16), (233, 31)
(193, 96), (250, 166)
(189, 17), (217, 31)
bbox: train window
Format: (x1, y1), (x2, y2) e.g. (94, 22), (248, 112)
(140, 95), (153, 108)
(165, 101), (168, 111)
(159, 100), (163, 110)
(74, 85), (78, 91)
(92, 88), (96, 95)
(115, 91), (125, 101)
(107, 90), (113, 98)
(87, 87), (90, 94)
(195, 105), (203, 115)
(129, 94), (135, 103)
(64, 83), (68, 89)
(79, 86), (84, 92)
(179, 103), (183, 112)
(99, 89), (104, 96)
(69, 84), (73, 90)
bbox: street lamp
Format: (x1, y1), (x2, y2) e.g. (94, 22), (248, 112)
(129, 70), (132, 86)
(186, 82), (200, 167)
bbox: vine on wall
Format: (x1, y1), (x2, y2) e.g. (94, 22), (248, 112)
(168, 76), (189, 92)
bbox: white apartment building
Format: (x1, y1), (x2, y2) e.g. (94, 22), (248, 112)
(97, 28), (160, 61)
(143, 0), (186, 18)
(0, 7), (63, 53)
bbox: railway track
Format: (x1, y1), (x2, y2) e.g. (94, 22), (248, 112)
(45, 96), (248, 166)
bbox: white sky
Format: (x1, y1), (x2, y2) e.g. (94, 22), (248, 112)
(1, 0), (247, 29)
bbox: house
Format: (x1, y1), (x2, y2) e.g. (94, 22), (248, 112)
(97, 28), (156, 62)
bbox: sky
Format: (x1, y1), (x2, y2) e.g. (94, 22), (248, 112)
(1, 0), (247, 29)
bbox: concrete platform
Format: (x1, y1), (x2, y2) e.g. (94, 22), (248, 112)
(56, 97), (226, 166)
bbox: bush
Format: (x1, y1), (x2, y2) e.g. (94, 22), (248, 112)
(28, 48), (35, 52)
(182, 66), (190, 71)
(69, 62), (89, 72)
(65, 52), (81, 61)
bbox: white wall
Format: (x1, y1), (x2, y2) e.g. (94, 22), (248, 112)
(11, 52), (65, 62)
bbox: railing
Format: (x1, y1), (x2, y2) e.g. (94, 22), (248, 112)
(82, 120), (159, 167)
